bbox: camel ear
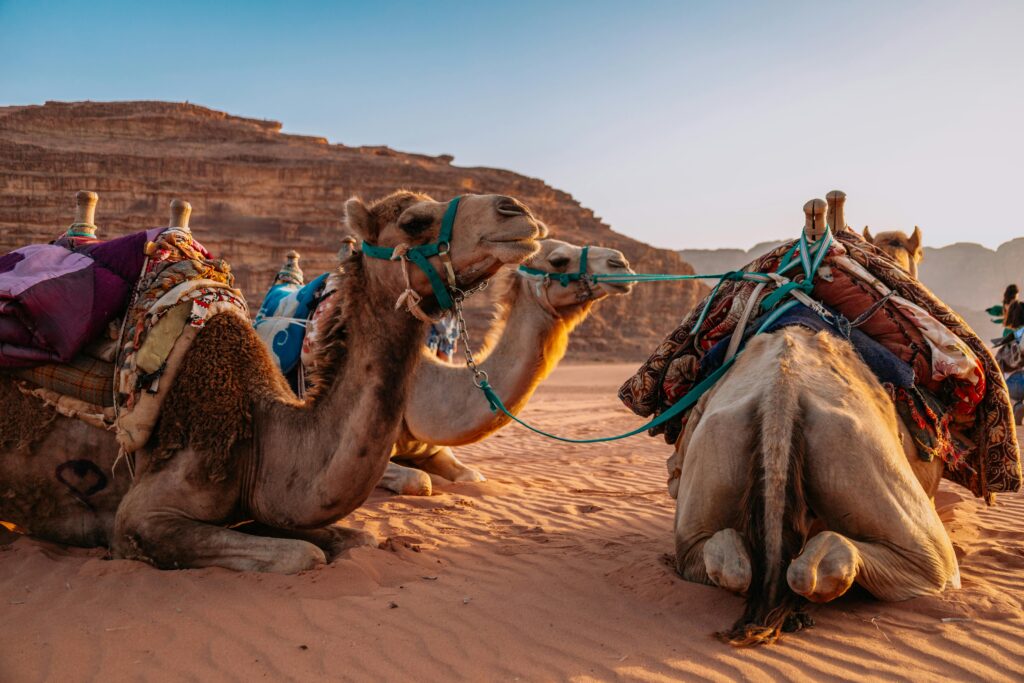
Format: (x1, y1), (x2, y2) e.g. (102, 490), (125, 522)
(344, 198), (376, 243)
(909, 225), (922, 253)
(862, 226), (874, 243)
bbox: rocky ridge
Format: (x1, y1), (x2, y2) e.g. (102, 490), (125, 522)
(0, 100), (704, 359)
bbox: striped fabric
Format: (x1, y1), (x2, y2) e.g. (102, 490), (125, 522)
(16, 354), (114, 407)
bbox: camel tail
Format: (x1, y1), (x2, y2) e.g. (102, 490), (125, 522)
(719, 352), (812, 646)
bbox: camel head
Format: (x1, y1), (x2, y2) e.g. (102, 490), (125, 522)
(344, 191), (546, 312)
(518, 239), (636, 314)
(862, 226), (923, 278)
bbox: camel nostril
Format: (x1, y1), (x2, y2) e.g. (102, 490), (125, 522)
(496, 197), (528, 217)
(608, 258), (629, 270)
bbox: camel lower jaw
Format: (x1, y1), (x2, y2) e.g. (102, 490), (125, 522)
(599, 282), (633, 295)
(484, 238), (542, 263)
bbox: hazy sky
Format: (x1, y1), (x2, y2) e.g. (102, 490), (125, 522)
(2, 0), (1022, 250)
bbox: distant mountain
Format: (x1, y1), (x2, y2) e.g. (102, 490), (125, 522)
(681, 237), (1019, 341)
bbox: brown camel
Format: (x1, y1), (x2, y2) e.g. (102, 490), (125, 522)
(0, 191), (545, 572)
(380, 239), (636, 495)
(863, 225), (924, 278)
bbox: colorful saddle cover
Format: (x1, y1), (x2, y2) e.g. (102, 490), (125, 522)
(618, 229), (1022, 500)
(253, 273), (328, 376)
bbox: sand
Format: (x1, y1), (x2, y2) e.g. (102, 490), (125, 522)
(1, 362), (1022, 682)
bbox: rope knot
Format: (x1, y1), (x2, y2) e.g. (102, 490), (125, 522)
(390, 243), (411, 261)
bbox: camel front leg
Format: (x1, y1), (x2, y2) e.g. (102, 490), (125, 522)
(378, 461), (433, 496)
(113, 453), (326, 573)
(413, 446), (486, 483)
(237, 521), (377, 561)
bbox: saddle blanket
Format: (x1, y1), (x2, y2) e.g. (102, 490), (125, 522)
(619, 229), (1021, 500)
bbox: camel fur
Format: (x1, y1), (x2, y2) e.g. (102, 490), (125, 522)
(0, 191), (544, 571)
(379, 239), (636, 496)
(863, 226), (923, 278)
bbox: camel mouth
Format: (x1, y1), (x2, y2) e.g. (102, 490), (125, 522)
(599, 281), (634, 295)
(484, 236), (542, 263)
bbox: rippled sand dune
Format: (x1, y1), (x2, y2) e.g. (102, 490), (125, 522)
(2, 363), (1022, 681)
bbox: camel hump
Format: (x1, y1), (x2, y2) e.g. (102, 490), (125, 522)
(169, 199), (192, 229)
(276, 250), (304, 286)
(802, 198), (828, 242)
(826, 190), (847, 232)
(72, 190), (99, 235)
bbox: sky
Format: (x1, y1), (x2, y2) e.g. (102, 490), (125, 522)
(2, 0), (1022, 250)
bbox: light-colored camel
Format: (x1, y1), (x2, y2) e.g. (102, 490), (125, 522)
(673, 198), (954, 645)
(673, 327), (956, 644)
(0, 191), (544, 572)
(379, 239), (636, 495)
(863, 225), (924, 278)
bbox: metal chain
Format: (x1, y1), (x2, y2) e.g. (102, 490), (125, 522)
(452, 291), (488, 387)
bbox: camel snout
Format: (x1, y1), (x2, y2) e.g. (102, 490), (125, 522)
(495, 196), (530, 217)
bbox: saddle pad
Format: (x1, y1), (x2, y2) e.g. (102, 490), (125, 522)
(15, 354), (114, 407)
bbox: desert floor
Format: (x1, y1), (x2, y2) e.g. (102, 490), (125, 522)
(2, 363), (1022, 682)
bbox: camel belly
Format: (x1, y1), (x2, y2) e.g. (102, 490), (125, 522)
(0, 415), (128, 547)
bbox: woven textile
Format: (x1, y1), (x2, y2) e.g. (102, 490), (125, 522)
(618, 229), (1021, 499)
(16, 354), (114, 407)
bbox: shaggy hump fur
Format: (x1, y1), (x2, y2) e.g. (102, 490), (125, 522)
(154, 313), (298, 482)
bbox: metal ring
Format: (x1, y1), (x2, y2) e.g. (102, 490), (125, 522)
(437, 241), (451, 255)
(473, 370), (490, 387)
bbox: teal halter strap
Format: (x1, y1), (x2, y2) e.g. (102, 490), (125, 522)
(361, 196), (462, 311)
(518, 245), (591, 287)
(471, 228), (835, 444)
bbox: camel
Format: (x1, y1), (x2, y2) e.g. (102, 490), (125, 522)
(0, 191), (545, 572)
(672, 198), (956, 645)
(379, 239), (636, 495)
(863, 225), (923, 278)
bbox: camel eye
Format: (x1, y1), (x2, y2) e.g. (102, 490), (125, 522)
(398, 214), (433, 236)
(888, 239), (902, 247)
(548, 255), (570, 269)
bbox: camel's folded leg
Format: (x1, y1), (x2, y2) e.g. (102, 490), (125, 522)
(378, 461), (433, 496)
(673, 407), (753, 591)
(788, 526), (959, 603)
(236, 521), (376, 561)
(113, 455), (325, 573)
(411, 446), (486, 483)
(795, 426), (958, 603)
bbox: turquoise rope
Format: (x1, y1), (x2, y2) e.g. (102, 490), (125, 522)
(477, 229), (834, 444)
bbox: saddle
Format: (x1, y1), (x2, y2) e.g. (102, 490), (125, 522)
(620, 229), (1021, 500)
(1, 226), (246, 453)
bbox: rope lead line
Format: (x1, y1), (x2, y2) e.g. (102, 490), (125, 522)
(465, 228), (835, 444)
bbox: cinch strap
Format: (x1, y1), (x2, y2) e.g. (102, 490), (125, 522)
(361, 196), (462, 311)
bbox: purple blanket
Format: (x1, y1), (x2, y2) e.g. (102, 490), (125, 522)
(0, 229), (161, 368)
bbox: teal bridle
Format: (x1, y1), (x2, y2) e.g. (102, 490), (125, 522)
(360, 196), (463, 316)
(517, 244), (590, 287)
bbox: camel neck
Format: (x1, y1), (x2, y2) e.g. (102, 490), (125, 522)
(253, 262), (428, 527)
(402, 276), (584, 446)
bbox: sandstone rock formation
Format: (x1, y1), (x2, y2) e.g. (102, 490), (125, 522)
(0, 101), (703, 359)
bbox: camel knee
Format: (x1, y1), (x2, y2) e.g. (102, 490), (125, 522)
(703, 528), (751, 594)
(787, 531), (859, 603)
